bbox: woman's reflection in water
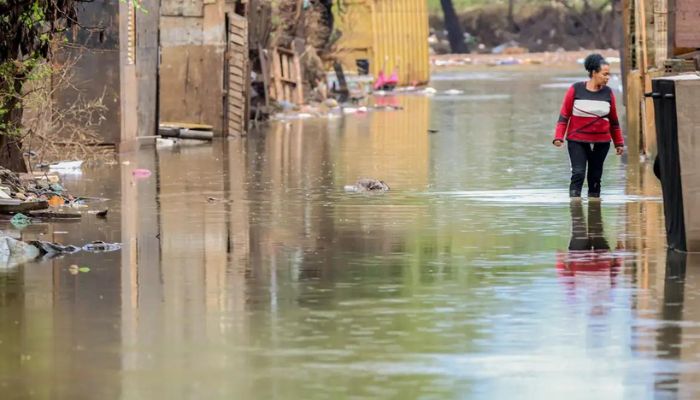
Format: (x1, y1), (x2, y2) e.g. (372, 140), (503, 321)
(557, 201), (623, 313)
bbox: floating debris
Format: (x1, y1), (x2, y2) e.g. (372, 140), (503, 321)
(344, 178), (390, 193)
(132, 169), (152, 179)
(10, 213), (33, 229)
(82, 241), (121, 253)
(48, 160), (83, 172)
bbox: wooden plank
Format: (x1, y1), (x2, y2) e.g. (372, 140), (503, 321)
(272, 49), (284, 101)
(160, 46), (225, 134)
(638, 0), (654, 157)
(227, 15), (249, 136)
(230, 33), (246, 46)
(626, 70), (642, 160)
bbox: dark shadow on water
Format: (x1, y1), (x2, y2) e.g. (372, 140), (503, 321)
(654, 250), (687, 399)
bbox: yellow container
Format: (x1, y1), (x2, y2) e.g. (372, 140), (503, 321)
(335, 0), (430, 86)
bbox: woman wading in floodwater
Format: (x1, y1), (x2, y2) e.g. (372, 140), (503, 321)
(553, 53), (624, 199)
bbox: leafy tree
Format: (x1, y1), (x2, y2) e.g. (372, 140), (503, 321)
(0, 0), (84, 171)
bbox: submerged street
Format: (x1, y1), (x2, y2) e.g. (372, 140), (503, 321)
(2, 69), (697, 399)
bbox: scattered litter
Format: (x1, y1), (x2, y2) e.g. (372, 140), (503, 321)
(156, 138), (176, 147)
(82, 241), (121, 253)
(0, 235), (121, 268)
(48, 196), (64, 208)
(0, 236), (40, 268)
(49, 160), (83, 171)
(344, 178), (390, 193)
(207, 197), (232, 204)
(132, 169), (152, 179)
(444, 89), (464, 95)
(422, 87), (438, 94)
(494, 57), (522, 66)
(10, 213), (32, 229)
(68, 265), (91, 274)
(31, 241), (81, 255)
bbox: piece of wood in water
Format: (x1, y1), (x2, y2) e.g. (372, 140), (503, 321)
(29, 211), (82, 220)
(0, 200), (49, 214)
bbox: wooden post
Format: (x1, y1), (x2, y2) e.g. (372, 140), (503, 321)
(292, 38), (305, 105)
(639, 0), (657, 158)
(668, 0), (676, 58)
(654, 0), (669, 68)
(136, 0), (160, 137)
(119, 0), (138, 146)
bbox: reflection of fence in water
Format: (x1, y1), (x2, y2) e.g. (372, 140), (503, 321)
(336, 95), (431, 191)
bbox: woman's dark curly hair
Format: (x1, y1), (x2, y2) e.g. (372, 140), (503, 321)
(584, 53), (609, 77)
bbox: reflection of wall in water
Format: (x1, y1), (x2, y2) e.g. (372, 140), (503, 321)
(624, 159), (665, 312)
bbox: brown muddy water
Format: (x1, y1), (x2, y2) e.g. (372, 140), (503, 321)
(1, 70), (698, 400)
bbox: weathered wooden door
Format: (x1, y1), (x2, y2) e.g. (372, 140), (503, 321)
(227, 14), (249, 136)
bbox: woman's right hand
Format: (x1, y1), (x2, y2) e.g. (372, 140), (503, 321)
(553, 139), (563, 147)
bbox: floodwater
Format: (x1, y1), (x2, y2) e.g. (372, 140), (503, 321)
(1, 69), (698, 400)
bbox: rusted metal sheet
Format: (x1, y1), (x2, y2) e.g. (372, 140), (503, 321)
(676, 0), (700, 48)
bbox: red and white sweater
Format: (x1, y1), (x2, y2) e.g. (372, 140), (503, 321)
(554, 82), (624, 147)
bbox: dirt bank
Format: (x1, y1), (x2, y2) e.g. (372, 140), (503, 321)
(429, 3), (619, 54)
(431, 49), (622, 71)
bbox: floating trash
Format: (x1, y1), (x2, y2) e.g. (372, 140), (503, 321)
(82, 241), (121, 253)
(10, 213), (32, 229)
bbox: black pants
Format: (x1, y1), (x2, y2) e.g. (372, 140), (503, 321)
(567, 141), (610, 197)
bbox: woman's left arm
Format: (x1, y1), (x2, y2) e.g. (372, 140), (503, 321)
(609, 91), (624, 154)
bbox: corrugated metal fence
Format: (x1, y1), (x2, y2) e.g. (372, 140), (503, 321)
(336, 0), (430, 85)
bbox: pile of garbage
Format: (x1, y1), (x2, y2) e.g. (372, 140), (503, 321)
(0, 167), (82, 213)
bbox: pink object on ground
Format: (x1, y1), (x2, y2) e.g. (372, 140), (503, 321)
(386, 70), (399, 85)
(132, 169), (152, 179)
(373, 70), (387, 90)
